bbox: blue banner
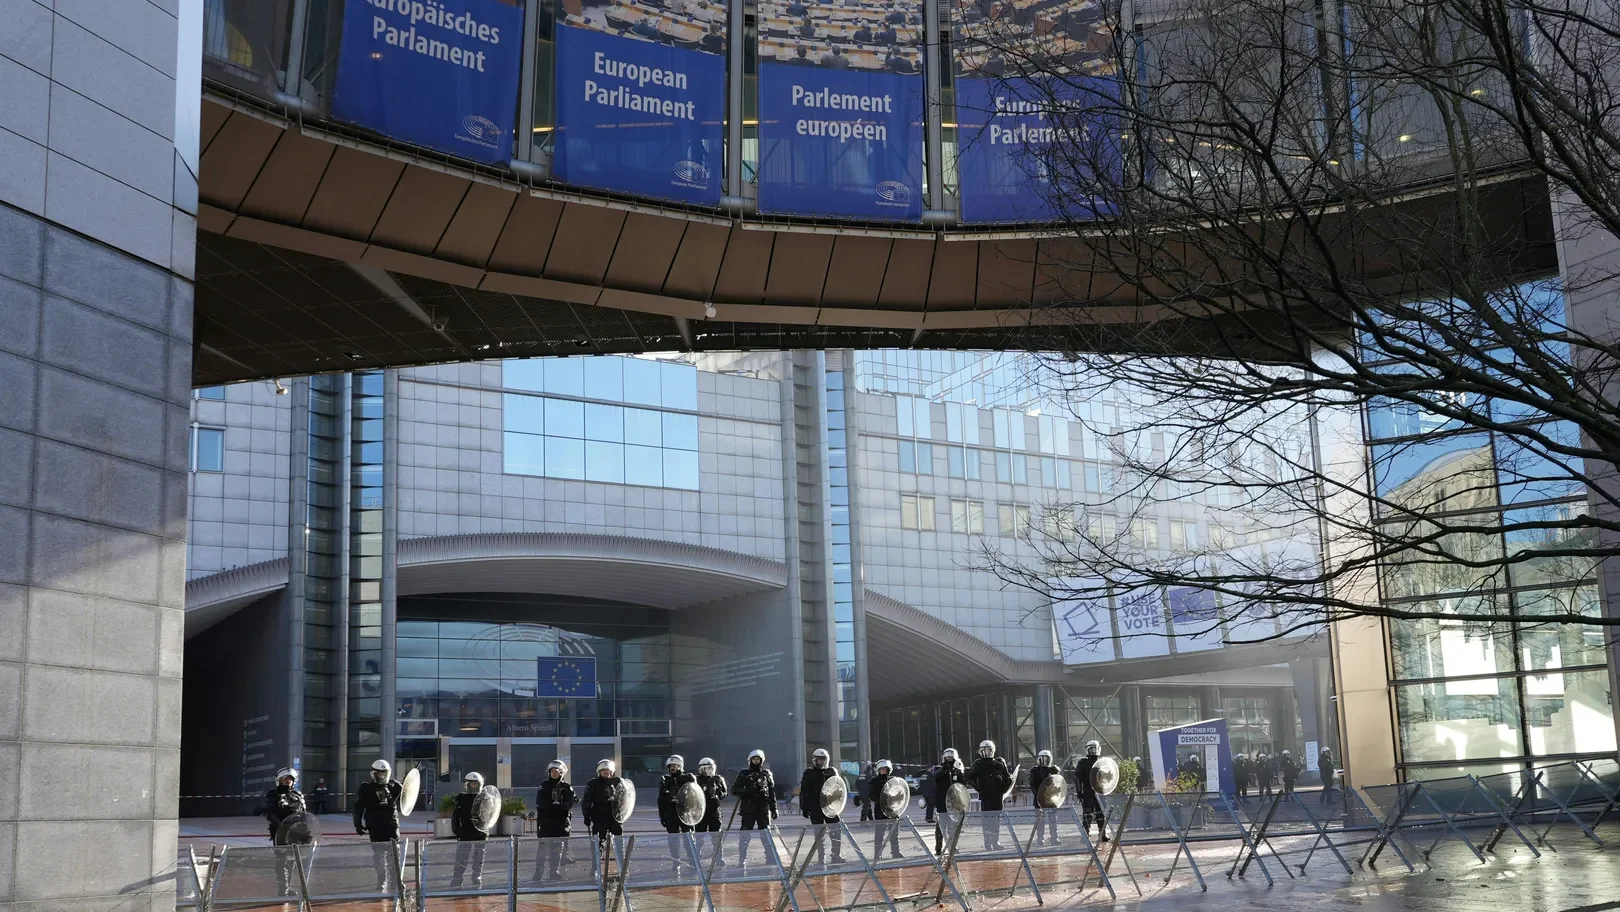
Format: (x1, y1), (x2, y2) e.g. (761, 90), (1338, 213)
(536, 656), (597, 698)
(755, 0), (925, 220)
(954, 74), (1120, 223)
(332, 0), (524, 163)
(553, 12), (727, 206)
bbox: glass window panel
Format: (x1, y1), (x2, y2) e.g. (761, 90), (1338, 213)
(194, 427), (223, 472)
(625, 445), (663, 487)
(947, 403), (963, 442)
(624, 408), (662, 446)
(901, 495), (918, 530)
(897, 396), (913, 438)
(1395, 678), (1523, 763)
(1041, 456), (1056, 487)
(585, 403), (623, 442)
(1010, 415), (1027, 450)
(1525, 668), (1617, 756)
(585, 441), (624, 484)
(1039, 415), (1055, 453)
(545, 398), (584, 438)
(505, 360), (546, 391)
(899, 440), (915, 473)
(996, 451), (1011, 483)
(583, 357), (624, 401)
(969, 501), (984, 534)
(826, 388), (845, 410)
(1054, 418), (1069, 455)
(966, 448), (982, 480)
(1012, 454), (1028, 485)
(544, 436), (585, 479)
(1389, 595), (1512, 680)
(918, 496), (936, 531)
(1517, 586), (1607, 668)
(544, 358), (585, 397)
(661, 361), (698, 410)
(1378, 517), (1504, 600)
(197, 385), (225, 400)
(915, 402), (932, 439)
(662, 412), (698, 450)
(948, 446), (964, 477)
(1504, 503), (1600, 588)
(663, 448), (699, 490)
(1058, 460), (1072, 489)
(1371, 433), (1497, 514)
(1496, 427), (1584, 505)
(965, 407), (981, 445)
(623, 357), (662, 406)
(915, 442), (932, 475)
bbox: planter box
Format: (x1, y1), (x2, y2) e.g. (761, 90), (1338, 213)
(434, 818), (455, 839)
(497, 815), (526, 836)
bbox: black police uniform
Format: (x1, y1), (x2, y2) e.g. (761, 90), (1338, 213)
(1255, 754), (1274, 796)
(929, 762), (967, 854)
(311, 782), (329, 814)
(263, 784), (306, 843)
(694, 771), (728, 833)
(799, 765), (845, 864)
(582, 775), (626, 850)
(353, 777), (404, 888)
(732, 762), (778, 866)
(1070, 756), (1107, 843)
(867, 770), (904, 859)
(450, 790), (490, 887)
(659, 768), (698, 870)
(1318, 750), (1336, 805)
(1279, 754), (1300, 795)
(1234, 755), (1251, 799)
(535, 776), (577, 880)
(1028, 762), (1061, 845)
(968, 755), (1012, 850)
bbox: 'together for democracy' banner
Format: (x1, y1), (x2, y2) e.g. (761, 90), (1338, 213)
(554, 0), (727, 206)
(756, 0), (925, 219)
(951, 0), (1122, 223)
(333, 0), (525, 163)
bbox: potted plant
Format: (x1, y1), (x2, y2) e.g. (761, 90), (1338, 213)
(497, 796), (528, 836)
(435, 794), (457, 838)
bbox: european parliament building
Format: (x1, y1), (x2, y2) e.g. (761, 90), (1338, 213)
(179, 350), (1342, 812)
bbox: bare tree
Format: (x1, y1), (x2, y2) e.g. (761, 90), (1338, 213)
(945, 0), (1620, 646)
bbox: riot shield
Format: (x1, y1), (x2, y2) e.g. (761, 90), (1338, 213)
(947, 782), (972, 814)
(1036, 773), (1068, 809)
(878, 776), (911, 817)
(676, 780), (707, 827)
(1004, 764), (1021, 802)
(399, 768), (422, 817)
(275, 812), (320, 846)
(820, 775), (848, 819)
(616, 780), (638, 824)
(473, 784), (503, 832)
(1090, 757), (1120, 796)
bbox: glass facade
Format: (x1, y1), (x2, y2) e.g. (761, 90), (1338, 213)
(1367, 282), (1617, 775)
(346, 371), (386, 791)
(299, 375), (344, 793)
(826, 369), (859, 761)
(502, 357), (701, 490)
(192, 426), (224, 472)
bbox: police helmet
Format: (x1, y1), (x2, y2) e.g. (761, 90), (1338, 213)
(811, 748), (830, 767)
(877, 759), (893, 774)
(276, 767), (298, 784)
(597, 759), (617, 776)
(370, 759), (391, 781)
(1036, 750), (1053, 764)
(465, 771), (484, 791)
(548, 760), (568, 777)
(1085, 740), (1101, 757)
(748, 749), (766, 765)
(698, 758), (716, 774)
(978, 740), (996, 758)
(666, 754), (685, 771)
(941, 748), (959, 764)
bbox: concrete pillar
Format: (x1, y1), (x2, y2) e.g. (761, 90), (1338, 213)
(1032, 685), (1055, 755)
(1118, 685), (1143, 759)
(0, 1), (199, 908)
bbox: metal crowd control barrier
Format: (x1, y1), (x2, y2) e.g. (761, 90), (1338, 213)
(417, 835), (603, 910)
(612, 832), (717, 912)
(1528, 759), (1620, 848)
(175, 847), (207, 910)
(695, 827), (801, 912)
(206, 840), (408, 909)
(935, 811), (1042, 905)
(842, 819), (963, 910)
(1009, 805), (1115, 900)
(775, 822), (898, 912)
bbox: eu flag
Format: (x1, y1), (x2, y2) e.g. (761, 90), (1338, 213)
(536, 656), (596, 698)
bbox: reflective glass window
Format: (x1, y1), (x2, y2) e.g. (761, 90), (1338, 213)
(662, 412), (698, 450)
(663, 448), (699, 490)
(1504, 503), (1601, 588)
(1524, 668), (1616, 756)
(583, 357), (624, 401)
(914, 401), (931, 439)
(1389, 595), (1511, 680)
(505, 393), (544, 433)
(585, 403), (623, 442)
(1396, 678), (1523, 763)
(544, 358), (585, 397)
(964, 406), (981, 445)
(661, 361), (699, 410)
(545, 399), (584, 438)
(1012, 454), (1028, 484)
(1517, 587), (1607, 668)
(1371, 433), (1496, 514)
(585, 441), (624, 484)
(193, 427), (224, 472)
(899, 440), (915, 473)
(623, 357), (662, 406)
(915, 442), (932, 475)
(544, 436), (585, 479)
(948, 446), (965, 477)
(994, 410), (1010, 448)
(996, 451), (1011, 483)
(625, 445), (663, 486)
(505, 360), (545, 391)
(197, 386), (225, 400)
(897, 396), (914, 437)
(624, 408), (662, 446)
(1495, 424), (1584, 505)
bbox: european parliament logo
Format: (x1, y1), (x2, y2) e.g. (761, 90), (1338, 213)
(536, 656), (597, 698)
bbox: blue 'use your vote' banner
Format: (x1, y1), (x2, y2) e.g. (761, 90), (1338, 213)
(553, 10), (727, 207)
(333, 0), (524, 164)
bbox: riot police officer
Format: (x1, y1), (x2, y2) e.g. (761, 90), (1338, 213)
(694, 758), (728, 833)
(1029, 750), (1061, 846)
(930, 748), (967, 854)
(1179, 753), (1206, 792)
(263, 768), (306, 844)
(1279, 750), (1300, 796)
(799, 748), (845, 865)
(535, 760), (575, 881)
(732, 749), (777, 868)
(868, 759), (904, 860)
(1070, 741), (1108, 844)
(353, 759), (405, 890)
(450, 772), (490, 888)
(1317, 748), (1337, 805)
(582, 759), (627, 851)
(659, 755), (698, 872)
(1234, 753), (1251, 800)
(967, 740), (1012, 851)
(1255, 752), (1273, 797)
